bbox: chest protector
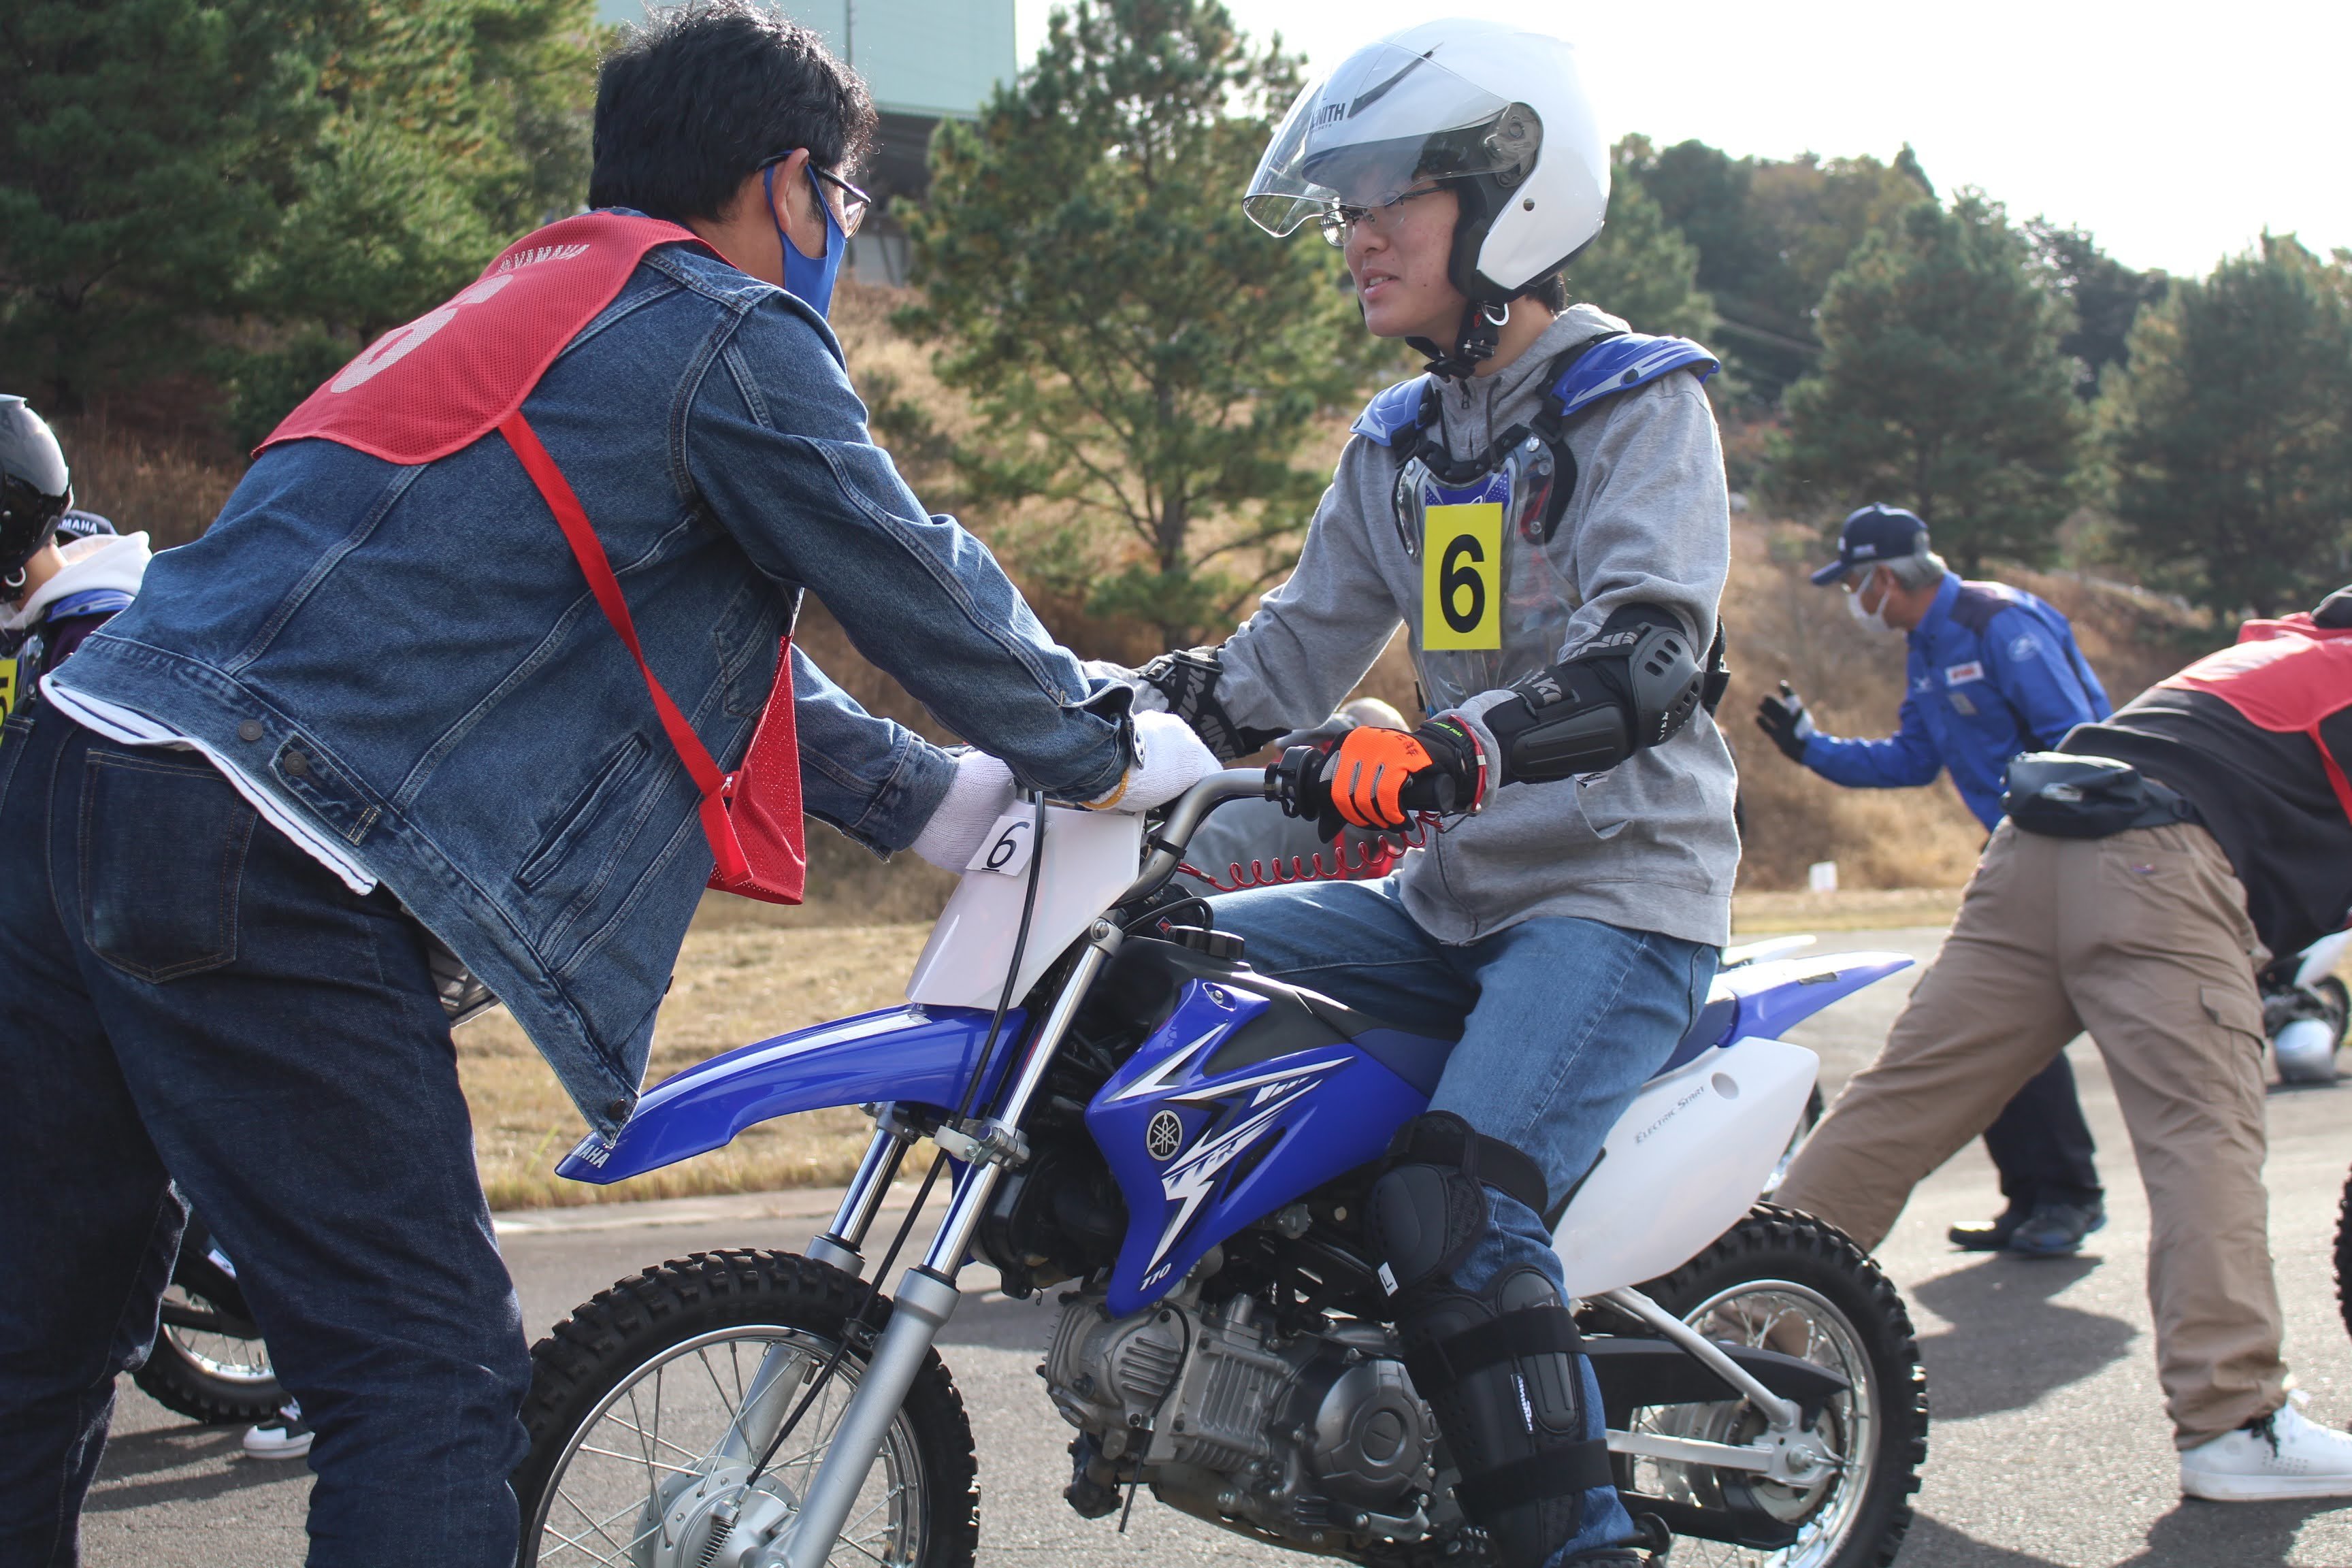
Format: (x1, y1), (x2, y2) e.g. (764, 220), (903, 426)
(263, 213), (806, 904)
(2160, 613), (2352, 828)
(1354, 333), (1718, 711)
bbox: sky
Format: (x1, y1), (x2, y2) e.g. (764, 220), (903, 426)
(1012, 0), (2352, 278)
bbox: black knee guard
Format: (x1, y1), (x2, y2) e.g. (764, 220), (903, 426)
(1368, 1114), (1611, 1568)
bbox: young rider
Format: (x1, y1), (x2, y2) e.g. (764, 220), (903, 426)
(0, 12), (1213, 1562)
(1124, 21), (1737, 1567)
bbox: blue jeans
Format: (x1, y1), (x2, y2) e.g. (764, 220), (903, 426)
(1213, 877), (1718, 1562)
(0, 708), (530, 1566)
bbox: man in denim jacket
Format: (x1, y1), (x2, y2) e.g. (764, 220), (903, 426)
(0, 11), (1213, 1563)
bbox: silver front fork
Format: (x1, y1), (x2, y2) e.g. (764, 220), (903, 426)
(761, 921), (1124, 1568)
(806, 1107), (917, 1277)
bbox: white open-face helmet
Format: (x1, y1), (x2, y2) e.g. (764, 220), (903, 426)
(1245, 18), (1607, 318)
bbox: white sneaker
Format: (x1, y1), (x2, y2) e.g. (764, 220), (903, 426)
(2180, 1393), (2352, 1501)
(241, 1401), (314, 1461)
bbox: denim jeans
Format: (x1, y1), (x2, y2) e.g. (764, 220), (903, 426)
(1213, 877), (1718, 1562)
(0, 706), (530, 1566)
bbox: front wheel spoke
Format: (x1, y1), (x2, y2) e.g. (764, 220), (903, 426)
(837, 1482), (903, 1541)
(561, 1476), (682, 1551)
(695, 1344), (745, 1421)
(598, 1411), (715, 1467)
(538, 1513), (632, 1567)
(828, 1529), (900, 1568)
(572, 1444), (707, 1480)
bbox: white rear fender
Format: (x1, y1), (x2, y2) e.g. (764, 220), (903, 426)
(1554, 1036), (1818, 1298)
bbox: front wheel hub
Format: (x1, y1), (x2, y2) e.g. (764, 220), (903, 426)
(642, 1465), (798, 1568)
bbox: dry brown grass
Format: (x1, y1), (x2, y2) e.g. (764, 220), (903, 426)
(1731, 887), (1961, 934)
(52, 406), (245, 549)
(463, 918), (936, 1209)
(1719, 510), (2221, 891)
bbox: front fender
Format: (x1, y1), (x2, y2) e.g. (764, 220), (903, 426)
(558, 1005), (1023, 1184)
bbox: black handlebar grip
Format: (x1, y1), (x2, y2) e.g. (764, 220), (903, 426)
(1271, 746), (1331, 822)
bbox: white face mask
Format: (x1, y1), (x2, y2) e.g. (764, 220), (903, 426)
(1846, 572), (1897, 635)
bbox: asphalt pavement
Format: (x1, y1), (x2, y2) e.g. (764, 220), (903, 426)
(79, 925), (2352, 1566)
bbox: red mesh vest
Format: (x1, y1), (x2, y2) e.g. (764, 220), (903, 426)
(263, 212), (805, 904)
(2160, 613), (2352, 829)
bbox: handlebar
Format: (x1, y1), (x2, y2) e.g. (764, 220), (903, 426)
(1113, 767), (1278, 909)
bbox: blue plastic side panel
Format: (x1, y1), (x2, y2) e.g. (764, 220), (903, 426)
(1352, 374), (1435, 445)
(1552, 334), (1719, 417)
(559, 1005), (1020, 1184)
(1090, 981), (1433, 1315)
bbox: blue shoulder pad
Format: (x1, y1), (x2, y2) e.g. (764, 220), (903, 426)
(1553, 334), (1719, 418)
(1352, 374), (1435, 446)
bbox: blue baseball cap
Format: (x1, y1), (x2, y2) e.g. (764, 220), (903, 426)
(1810, 504), (1929, 586)
(54, 508), (115, 543)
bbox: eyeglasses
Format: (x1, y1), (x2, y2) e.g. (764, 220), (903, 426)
(764, 156), (872, 237)
(1317, 182), (1451, 248)
(813, 167), (871, 236)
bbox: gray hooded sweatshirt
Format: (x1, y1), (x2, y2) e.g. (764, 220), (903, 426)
(1213, 306), (1740, 947)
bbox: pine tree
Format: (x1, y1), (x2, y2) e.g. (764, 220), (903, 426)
(1569, 144), (1713, 342)
(0, 0), (329, 404)
(2100, 236), (2352, 618)
(894, 0), (1384, 647)
(0, 0), (600, 423)
(1776, 194), (2086, 572)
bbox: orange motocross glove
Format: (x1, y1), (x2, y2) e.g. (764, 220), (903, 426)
(1318, 721), (1483, 830)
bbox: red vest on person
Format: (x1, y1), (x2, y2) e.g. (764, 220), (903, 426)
(2160, 613), (2352, 828)
(262, 213), (806, 904)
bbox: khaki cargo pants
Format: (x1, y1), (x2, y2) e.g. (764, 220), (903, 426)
(1775, 819), (2281, 1447)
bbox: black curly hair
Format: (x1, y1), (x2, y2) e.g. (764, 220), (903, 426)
(589, 1), (876, 225)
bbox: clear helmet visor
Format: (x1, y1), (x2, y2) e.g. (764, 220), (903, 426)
(1242, 42), (1526, 237)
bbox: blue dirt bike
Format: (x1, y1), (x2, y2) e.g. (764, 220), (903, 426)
(514, 766), (1927, 1568)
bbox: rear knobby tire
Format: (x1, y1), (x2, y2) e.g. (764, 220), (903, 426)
(1620, 1204), (1928, 1568)
(515, 1249), (979, 1568)
(2335, 1166), (2352, 1343)
(131, 1253), (284, 1425)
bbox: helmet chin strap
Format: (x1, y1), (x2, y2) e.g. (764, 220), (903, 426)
(1409, 297), (1511, 382)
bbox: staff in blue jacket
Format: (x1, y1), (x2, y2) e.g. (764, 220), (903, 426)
(1757, 504), (2113, 1258)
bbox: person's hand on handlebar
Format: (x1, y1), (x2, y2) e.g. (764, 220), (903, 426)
(1277, 717), (1484, 832)
(1091, 710), (1222, 813)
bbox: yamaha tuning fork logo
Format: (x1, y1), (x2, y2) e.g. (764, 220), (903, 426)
(1145, 1110), (1185, 1162)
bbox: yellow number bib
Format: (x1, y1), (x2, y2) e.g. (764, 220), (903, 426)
(1421, 503), (1501, 651)
(0, 657), (16, 725)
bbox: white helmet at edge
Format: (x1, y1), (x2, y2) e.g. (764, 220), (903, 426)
(1244, 19), (1608, 323)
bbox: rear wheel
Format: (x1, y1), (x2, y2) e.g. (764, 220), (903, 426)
(2335, 1166), (2352, 1343)
(515, 1250), (979, 1568)
(131, 1243), (284, 1424)
(1609, 1205), (1927, 1568)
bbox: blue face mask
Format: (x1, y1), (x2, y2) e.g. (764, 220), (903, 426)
(764, 160), (845, 318)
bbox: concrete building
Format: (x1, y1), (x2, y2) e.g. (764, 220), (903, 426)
(591, 0), (1019, 284)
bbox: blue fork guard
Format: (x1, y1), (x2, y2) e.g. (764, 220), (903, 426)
(557, 1005), (1024, 1184)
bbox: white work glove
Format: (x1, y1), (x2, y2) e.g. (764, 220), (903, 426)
(1079, 658), (1169, 714)
(1100, 710), (1222, 813)
(909, 750), (1018, 872)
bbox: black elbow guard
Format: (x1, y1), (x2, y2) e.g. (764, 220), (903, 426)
(1482, 615), (1705, 785)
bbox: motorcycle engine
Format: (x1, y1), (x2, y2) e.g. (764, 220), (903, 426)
(1043, 1284), (1437, 1554)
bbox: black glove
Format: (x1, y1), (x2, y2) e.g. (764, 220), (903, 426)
(1138, 647), (1286, 762)
(1754, 681), (1816, 764)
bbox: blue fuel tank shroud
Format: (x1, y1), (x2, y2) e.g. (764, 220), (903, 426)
(557, 1005), (1024, 1183)
(1088, 979), (1441, 1316)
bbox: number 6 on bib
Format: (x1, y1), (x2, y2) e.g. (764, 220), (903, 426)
(1421, 502), (1501, 651)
